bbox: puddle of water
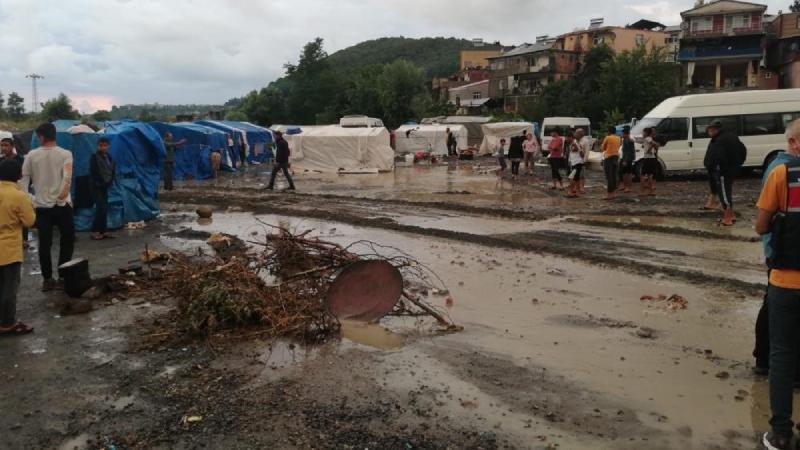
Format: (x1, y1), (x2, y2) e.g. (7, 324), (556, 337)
(340, 320), (405, 350)
(57, 433), (89, 450)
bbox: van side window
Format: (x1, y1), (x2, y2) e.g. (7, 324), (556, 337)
(656, 118), (688, 141)
(693, 116), (741, 139)
(743, 113), (782, 136)
(781, 113), (800, 129)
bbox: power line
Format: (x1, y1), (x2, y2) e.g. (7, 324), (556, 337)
(25, 73), (44, 114)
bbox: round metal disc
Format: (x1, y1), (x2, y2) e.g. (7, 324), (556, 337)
(326, 260), (403, 323)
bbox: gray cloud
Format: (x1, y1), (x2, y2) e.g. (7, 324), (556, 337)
(0, 0), (787, 112)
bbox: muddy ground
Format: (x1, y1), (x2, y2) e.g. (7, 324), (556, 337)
(0, 162), (781, 450)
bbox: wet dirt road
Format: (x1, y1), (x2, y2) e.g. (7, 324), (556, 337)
(1, 163), (776, 449)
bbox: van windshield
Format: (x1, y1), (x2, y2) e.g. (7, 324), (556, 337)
(631, 118), (662, 136)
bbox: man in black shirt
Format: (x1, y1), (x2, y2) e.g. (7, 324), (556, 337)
(266, 131), (295, 191)
(704, 120), (744, 226)
(446, 128), (457, 156)
(162, 133), (187, 191)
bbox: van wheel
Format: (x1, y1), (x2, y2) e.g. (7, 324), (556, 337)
(763, 151), (784, 173)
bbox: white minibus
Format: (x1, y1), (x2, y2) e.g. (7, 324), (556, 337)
(629, 89), (800, 177)
(541, 117), (591, 154)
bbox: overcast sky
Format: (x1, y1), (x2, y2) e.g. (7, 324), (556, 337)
(0, 0), (789, 113)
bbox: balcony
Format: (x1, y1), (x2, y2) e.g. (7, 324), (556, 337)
(678, 46), (762, 61)
(685, 25), (763, 39)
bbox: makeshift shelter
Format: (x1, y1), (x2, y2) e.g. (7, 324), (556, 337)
(195, 120), (246, 168)
(31, 120), (166, 231)
(394, 124), (468, 155)
(478, 122), (535, 155)
(52, 119), (81, 132)
(291, 125), (394, 173)
(422, 116), (490, 147)
(196, 120), (273, 164)
(151, 122), (231, 180)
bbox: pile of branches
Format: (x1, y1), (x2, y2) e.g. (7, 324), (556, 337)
(144, 221), (457, 342)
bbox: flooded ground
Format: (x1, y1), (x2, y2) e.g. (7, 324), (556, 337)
(0, 162), (778, 449)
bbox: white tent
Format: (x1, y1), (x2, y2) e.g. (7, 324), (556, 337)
(291, 125), (394, 173)
(66, 124), (96, 134)
(394, 124), (468, 155)
(0, 130), (11, 140)
(478, 122), (535, 156)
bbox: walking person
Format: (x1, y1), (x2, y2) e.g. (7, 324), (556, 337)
(266, 131), (296, 191)
(704, 119), (744, 226)
(507, 131), (525, 180)
(565, 131), (584, 198)
(601, 126), (621, 200)
(574, 128), (591, 194)
(756, 118), (800, 450)
(239, 135), (248, 167)
(619, 126), (635, 193)
(547, 130), (565, 190)
(20, 123), (75, 292)
(639, 127), (659, 197)
(523, 132), (540, 176)
(0, 160), (35, 337)
(89, 137), (115, 241)
(162, 132), (187, 192)
(494, 138), (508, 176)
(446, 128), (457, 157)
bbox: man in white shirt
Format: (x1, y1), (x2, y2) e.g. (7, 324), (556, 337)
(20, 123), (75, 291)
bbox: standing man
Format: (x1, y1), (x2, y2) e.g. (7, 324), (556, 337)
(0, 160), (35, 336)
(756, 119), (800, 450)
(266, 131), (295, 191)
(239, 135), (248, 167)
(574, 128), (591, 194)
(704, 119), (743, 226)
(547, 130), (565, 191)
(446, 128), (457, 157)
(619, 126), (636, 193)
(20, 123), (75, 292)
(162, 132), (187, 191)
(89, 137), (115, 241)
(494, 138), (508, 176)
(601, 126), (621, 200)
(507, 131), (525, 180)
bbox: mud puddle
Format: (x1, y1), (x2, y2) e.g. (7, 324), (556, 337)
(340, 320), (406, 350)
(159, 210), (772, 449)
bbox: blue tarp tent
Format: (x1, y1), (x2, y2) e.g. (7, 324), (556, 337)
(31, 121), (165, 231)
(150, 122), (233, 179)
(52, 119), (81, 131)
(196, 120), (274, 164)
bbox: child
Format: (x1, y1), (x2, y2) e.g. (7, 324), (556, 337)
(640, 127), (660, 196)
(566, 132), (584, 198)
(0, 159), (36, 336)
(495, 138), (508, 176)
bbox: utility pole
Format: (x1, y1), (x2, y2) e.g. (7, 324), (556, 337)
(26, 73), (44, 114)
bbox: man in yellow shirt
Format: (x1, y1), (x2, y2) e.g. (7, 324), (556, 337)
(601, 126), (621, 200)
(0, 160), (36, 336)
(756, 118), (800, 449)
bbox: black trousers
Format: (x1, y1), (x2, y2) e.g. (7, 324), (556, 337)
(447, 141), (457, 156)
(604, 156), (619, 193)
(36, 205), (75, 280)
(268, 163), (295, 189)
(767, 284), (800, 438)
(0, 262), (21, 326)
(91, 187), (109, 234)
(714, 168), (734, 209)
(548, 158), (564, 182)
(164, 161), (174, 191)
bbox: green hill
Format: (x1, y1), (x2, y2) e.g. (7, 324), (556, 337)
(326, 37), (472, 79)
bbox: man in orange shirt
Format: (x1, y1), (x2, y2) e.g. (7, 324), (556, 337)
(601, 126), (621, 200)
(756, 118), (800, 450)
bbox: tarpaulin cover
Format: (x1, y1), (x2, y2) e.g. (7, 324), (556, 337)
(150, 122), (229, 180)
(394, 124), (467, 155)
(195, 120), (246, 167)
(197, 120), (274, 164)
(291, 125), (394, 173)
(52, 119), (81, 131)
(478, 122), (535, 156)
(31, 120), (165, 231)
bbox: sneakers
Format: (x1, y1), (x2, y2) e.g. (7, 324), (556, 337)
(763, 432), (791, 450)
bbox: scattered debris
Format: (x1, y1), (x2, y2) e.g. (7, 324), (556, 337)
(635, 327), (656, 339)
(140, 250), (163, 264)
(196, 206), (213, 219)
(715, 371), (730, 380)
(640, 294), (688, 311)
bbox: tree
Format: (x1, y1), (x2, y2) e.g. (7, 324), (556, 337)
(377, 59), (427, 128)
(225, 110), (248, 121)
(283, 38), (341, 124)
(92, 109), (112, 122)
(6, 92), (25, 119)
(40, 93), (80, 122)
(792, 0), (800, 13)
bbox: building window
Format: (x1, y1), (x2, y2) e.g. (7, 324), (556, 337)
(729, 14), (750, 30)
(691, 17), (713, 32)
(593, 36), (604, 45)
(765, 71), (772, 79)
(796, 16), (800, 29)
(635, 34), (644, 46)
(473, 91), (482, 99)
